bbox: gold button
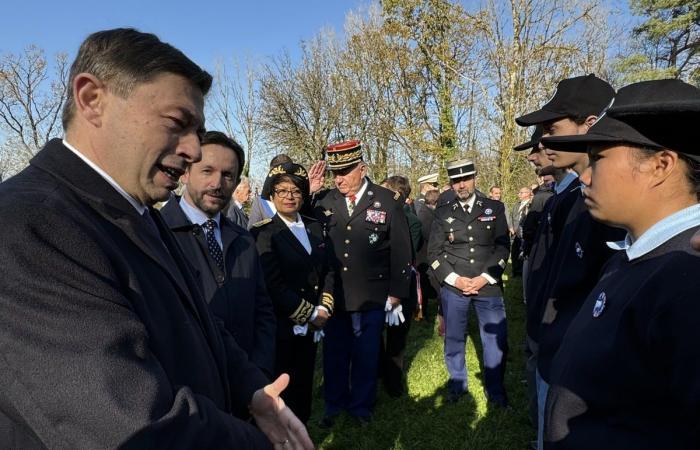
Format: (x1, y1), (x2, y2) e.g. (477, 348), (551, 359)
(345, 239), (350, 244)
(347, 225), (352, 231)
(314, 285), (318, 290)
(343, 267), (348, 271)
(374, 227), (378, 231)
(468, 225), (472, 230)
(487, 225), (491, 229)
(470, 259), (475, 263)
(470, 248), (475, 252)
(344, 253), (348, 257)
(300, 288), (305, 292)
(379, 274), (383, 278)
(469, 237), (473, 241)
(449, 228), (454, 232)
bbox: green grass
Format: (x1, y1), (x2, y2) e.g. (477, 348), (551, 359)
(307, 273), (534, 449)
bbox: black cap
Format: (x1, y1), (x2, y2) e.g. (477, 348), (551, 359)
(516, 74), (615, 126)
(261, 162), (310, 200)
(540, 79), (700, 161)
(513, 125), (543, 151)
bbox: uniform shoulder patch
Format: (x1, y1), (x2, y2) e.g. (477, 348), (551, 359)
(251, 218), (272, 228)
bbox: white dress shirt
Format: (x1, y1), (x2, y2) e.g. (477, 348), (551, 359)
(179, 196), (223, 249)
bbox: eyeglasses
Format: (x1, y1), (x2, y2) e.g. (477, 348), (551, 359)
(274, 188), (303, 198)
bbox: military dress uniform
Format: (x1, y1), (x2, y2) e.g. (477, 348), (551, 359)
(313, 140), (412, 422)
(427, 160), (510, 405)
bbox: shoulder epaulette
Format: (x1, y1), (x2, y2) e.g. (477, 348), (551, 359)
(251, 218), (272, 228)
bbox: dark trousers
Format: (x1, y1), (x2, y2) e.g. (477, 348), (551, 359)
(511, 236), (523, 276)
(323, 308), (384, 418)
(275, 333), (317, 424)
(441, 287), (508, 403)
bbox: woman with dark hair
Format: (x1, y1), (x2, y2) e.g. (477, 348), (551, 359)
(250, 162), (336, 424)
(539, 79), (700, 450)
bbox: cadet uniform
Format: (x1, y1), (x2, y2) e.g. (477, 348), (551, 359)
(427, 159), (510, 406)
(313, 140), (412, 422)
(540, 79), (700, 449)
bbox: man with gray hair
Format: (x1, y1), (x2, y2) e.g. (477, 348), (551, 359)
(0, 28), (311, 449)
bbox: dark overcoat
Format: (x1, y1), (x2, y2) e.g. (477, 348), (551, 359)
(160, 198), (276, 377)
(0, 140), (271, 449)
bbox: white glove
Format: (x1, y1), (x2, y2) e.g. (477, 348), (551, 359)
(384, 299), (405, 327)
(293, 324), (308, 336)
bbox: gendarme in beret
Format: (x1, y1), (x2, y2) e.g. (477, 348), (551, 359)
(540, 79), (700, 162)
(325, 139), (363, 170)
(446, 159), (476, 179)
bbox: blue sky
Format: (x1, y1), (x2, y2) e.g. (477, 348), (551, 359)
(0, 0), (367, 72)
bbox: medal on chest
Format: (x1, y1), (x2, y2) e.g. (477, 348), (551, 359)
(369, 233), (379, 244)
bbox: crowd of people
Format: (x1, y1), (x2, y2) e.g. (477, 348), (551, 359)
(0, 27), (699, 450)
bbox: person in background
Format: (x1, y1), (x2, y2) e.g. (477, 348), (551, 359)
(507, 186), (533, 277)
(227, 175), (251, 229)
(380, 175), (423, 397)
(251, 162), (336, 425)
(489, 186), (503, 202)
(428, 159), (510, 407)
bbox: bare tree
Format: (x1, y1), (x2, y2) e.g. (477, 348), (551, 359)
(0, 46), (68, 179)
(209, 57), (263, 177)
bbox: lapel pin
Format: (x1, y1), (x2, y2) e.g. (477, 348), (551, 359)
(373, 201), (381, 208)
(575, 242), (584, 258)
(485, 208), (493, 215)
(592, 292), (607, 317)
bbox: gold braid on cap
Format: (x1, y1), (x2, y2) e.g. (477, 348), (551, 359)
(268, 165), (286, 176)
(294, 167), (308, 178)
(327, 149), (362, 164)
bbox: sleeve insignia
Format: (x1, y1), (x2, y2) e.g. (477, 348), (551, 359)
(252, 218), (272, 228)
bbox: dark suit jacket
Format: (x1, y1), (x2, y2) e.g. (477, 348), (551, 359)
(226, 202), (249, 229)
(313, 182), (412, 311)
(0, 140), (271, 449)
(428, 196), (510, 297)
(250, 214), (336, 338)
(161, 198), (276, 377)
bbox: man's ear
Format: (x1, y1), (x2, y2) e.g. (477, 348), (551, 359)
(73, 73), (107, 128)
(582, 115), (598, 130)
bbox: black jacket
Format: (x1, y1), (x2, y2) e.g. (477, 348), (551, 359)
(250, 214), (336, 337)
(428, 196), (510, 297)
(160, 198), (276, 377)
(0, 140), (271, 449)
(313, 181), (412, 312)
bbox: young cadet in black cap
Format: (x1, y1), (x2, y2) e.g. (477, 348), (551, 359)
(540, 79), (700, 450)
(427, 159), (511, 407)
(515, 73), (615, 450)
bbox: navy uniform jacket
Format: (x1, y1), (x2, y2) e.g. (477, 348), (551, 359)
(521, 183), (554, 257)
(526, 179), (581, 341)
(0, 140), (271, 449)
(427, 196), (510, 297)
(536, 195), (625, 382)
(250, 214), (336, 337)
(161, 198), (276, 378)
(545, 227), (700, 450)
(313, 181), (412, 312)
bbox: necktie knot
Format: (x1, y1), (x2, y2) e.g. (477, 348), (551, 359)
(202, 219), (224, 271)
(203, 219), (217, 233)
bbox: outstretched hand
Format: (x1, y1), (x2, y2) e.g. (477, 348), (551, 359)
(250, 374), (314, 450)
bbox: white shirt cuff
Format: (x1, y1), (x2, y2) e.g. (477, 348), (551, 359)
(481, 272), (497, 285)
(444, 272), (460, 287)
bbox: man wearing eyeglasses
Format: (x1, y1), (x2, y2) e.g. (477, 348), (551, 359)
(311, 140), (412, 427)
(161, 131), (276, 382)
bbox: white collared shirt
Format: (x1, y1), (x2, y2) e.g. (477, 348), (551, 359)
(180, 196), (223, 249)
(279, 213), (312, 255)
(554, 171), (579, 195)
(607, 204), (700, 261)
(62, 139), (146, 215)
(458, 194), (477, 214)
(346, 178), (369, 211)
